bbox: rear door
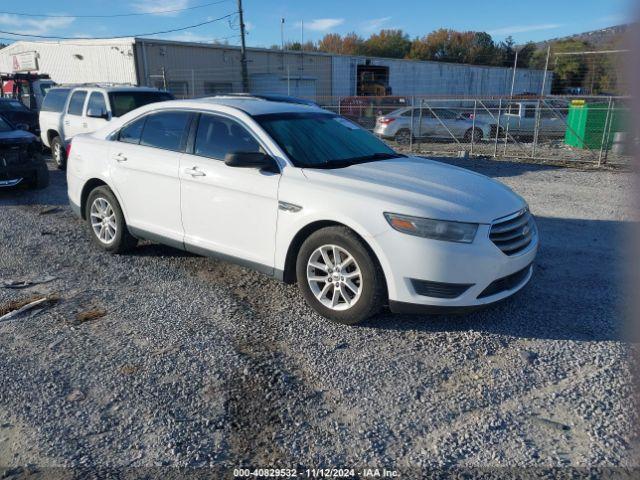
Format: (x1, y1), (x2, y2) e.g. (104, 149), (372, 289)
(416, 108), (437, 138)
(433, 109), (462, 139)
(63, 90), (88, 141)
(109, 110), (192, 243)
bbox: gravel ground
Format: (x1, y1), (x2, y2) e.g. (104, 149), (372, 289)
(0, 156), (637, 477)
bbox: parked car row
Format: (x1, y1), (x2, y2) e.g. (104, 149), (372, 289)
(374, 100), (568, 144)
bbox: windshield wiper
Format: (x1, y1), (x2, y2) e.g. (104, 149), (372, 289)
(310, 152), (406, 169)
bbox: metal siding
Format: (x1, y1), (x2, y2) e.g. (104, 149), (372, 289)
(331, 55), (552, 98)
(137, 41), (331, 100)
(0, 40), (138, 85)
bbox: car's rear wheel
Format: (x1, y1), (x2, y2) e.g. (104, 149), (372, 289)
(296, 226), (385, 325)
(51, 136), (66, 170)
(85, 186), (137, 253)
(394, 128), (412, 145)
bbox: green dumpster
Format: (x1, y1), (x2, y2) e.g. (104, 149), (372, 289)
(564, 100), (621, 149)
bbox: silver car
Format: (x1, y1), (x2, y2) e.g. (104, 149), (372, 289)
(374, 107), (492, 144)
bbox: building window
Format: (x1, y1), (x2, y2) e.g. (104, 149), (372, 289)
(167, 81), (189, 99)
(204, 82), (233, 95)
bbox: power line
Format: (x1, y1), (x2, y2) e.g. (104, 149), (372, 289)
(0, 0), (232, 18)
(0, 12), (237, 40)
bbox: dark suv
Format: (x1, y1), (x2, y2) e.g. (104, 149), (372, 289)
(0, 115), (49, 189)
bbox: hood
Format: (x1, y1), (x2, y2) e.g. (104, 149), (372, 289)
(302, 157), (526, 224)
(0, 129), (38, 144)
(0, 111), (39, 132)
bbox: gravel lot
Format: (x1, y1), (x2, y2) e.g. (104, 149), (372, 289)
(0, 156), (636, 477)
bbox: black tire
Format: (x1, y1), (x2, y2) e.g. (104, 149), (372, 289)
(85, 186), (137, 254)
(296, 226), (385, 325)
(29, 165), (50, 190)
(394, 128), (412, 145)
(51, 136), (66, 170)
(463, 127), (483, 143)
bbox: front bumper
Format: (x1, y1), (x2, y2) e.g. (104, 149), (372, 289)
(375, 222), (538, 310)
(0, 177), (23, 187)
(0, 164), (44, 187)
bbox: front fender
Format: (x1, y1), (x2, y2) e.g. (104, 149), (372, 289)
(274, 209), (397, 299)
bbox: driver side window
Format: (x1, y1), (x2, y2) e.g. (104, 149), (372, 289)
(194, 114), (261, 161)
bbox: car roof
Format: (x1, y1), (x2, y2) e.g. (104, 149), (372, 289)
(52, 85), (167, 93)
(176, 96), (326, 116)
(220, 93), (319, 107)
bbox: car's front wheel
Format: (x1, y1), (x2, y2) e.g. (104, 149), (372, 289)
(296, 226), (385, 325)
(85, 186), (137, 253)
(463, 127), (483, 143)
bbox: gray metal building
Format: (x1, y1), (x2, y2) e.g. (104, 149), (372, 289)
(0, 38), (552, 101)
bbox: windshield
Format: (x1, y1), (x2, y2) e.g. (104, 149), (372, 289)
(0, 116), (12, 132)
(108, 91), (174, 117)
(255, 112), (403, 168)
(0, 100), (30, 112)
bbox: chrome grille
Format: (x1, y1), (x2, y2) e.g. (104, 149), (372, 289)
(490, 209), (535, 255)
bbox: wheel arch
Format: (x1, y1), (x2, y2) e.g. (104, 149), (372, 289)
(80, 178), (109, 220)
(47, 129), (61, 145)
(282, 220), (388, 301)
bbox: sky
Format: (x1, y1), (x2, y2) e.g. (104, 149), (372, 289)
(0, 0), (635, 47)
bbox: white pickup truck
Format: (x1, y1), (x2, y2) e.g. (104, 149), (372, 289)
(39, 85), (173, 169)
(478, 100), (567, 140)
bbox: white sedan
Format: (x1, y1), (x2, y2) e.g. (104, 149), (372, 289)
(66, 97), (538, 324)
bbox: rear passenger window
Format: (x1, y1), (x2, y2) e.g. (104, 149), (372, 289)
(118, 116), (147, 144)
(194, 114), (261, 160)
(41, 89), (70, 112)
(67, 91), (87, 116)
(140, 111), (191, 152)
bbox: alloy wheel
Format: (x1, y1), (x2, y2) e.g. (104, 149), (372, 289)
(306, 244), (362, 311)
(90, 197), (118, 244)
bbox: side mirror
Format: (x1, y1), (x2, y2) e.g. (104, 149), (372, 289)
(15, 123), (29, 131)
(225, 152), (279, 173)
(87, 108), (109, 120)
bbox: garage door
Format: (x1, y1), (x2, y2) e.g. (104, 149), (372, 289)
(249, 74), (316, 100)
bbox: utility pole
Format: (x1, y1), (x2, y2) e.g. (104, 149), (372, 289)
(237, 0), (249, 92)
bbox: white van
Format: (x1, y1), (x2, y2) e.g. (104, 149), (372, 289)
(39, 85), (173, 169)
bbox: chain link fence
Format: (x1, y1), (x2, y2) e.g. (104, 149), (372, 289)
(146, 63), (633, 167)
(318, 95), (632, 166)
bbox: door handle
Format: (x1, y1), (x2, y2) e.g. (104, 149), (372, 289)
(64, 121), (70, 126)
(184, 166), (206, 177)
(82, 122), (88, 128)
(114, 153), (127, 162)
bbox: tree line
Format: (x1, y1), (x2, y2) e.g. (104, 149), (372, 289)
(273, 28), (624, 94)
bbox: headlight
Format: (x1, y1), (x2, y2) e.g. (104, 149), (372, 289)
(384, 212), (478, 243)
